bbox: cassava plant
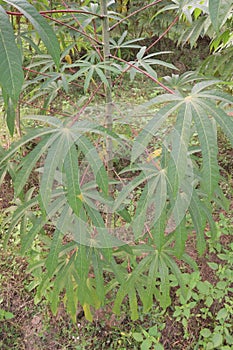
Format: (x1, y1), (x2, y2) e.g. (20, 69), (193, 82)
(0, 0), (233, 322)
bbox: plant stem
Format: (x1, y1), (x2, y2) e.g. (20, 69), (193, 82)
(7, 9), (104, 18)
(111, 54), (175, 94)
(42, 15), (102, 45)
(109, 0), (163, 31)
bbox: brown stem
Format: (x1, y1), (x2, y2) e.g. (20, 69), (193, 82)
(6, 9), (104, 18)
(113, 17), (179, 87)
(110, 54), (175, 94)
(145, 16), (179, 53)
(109, 0), (163, 32)
(69, 83), (103, 126)
(62, 1), (103, 60)
(42, 14), (102, 45)
(20, 100), (71, 117)
(23, 67), (53, 78)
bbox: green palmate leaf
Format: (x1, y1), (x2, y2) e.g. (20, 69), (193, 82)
(75, 245), (90, 285)
(202, 202), (217, 241)
(191, 80), (220, 94)
(191, 104), (219, 197)
(92, 250), (105, 303)
(167, 176), (193, 234)
(136, 284), (151, 313)
(162, 252), (187, 299)
(113, 255), (151, 315)
(50, 254), (75, 315)
(113, 283), (131, 315)
(6, 97), (16, 136)
(128, 287), (139, 320)
(75, 248), (95, 313)
(3, 197), (38, 248)
(132, 176), (160, 240)
(84, 203), (105, 229)
(45, 202), (71, 277)
(140, 58), (177, 72)
(152, 209), (167, 251)
(21, 216), (46, 254)
(4, 0), (60, 67)
(214, 185), (230, 211)
(0, 127), (57, 165)
(144, 253), (159, 312)
(189, 191), (206, 255)
(132, 101), (183, 162)
(174, 219), (188, 258)
(95, 67), (109, 87)
(35, 273), (51, 304)
(166, 123), (189, 198)
(0, 7), (24, 102)
(84, 206), (124, 248)
(24, 115), (63, 127)
(178, 16), (207, 47)
(45, 229), (63, 277)
(166, 104), (193, 222)
(201, 100), (233, 147)
(158, 257), (171, 309)
(84, 66), (94, 92)
(209, 0), (232, 32)
(174, 102), (193, 145)
(182, 253), (198, 271)
(39, 131), (69, 211)
(66, 277), (78, 323)
(137, 46), (147, 60)
(14, 135), (58, 197)
(49, 276), (63, 315)
(210, 29), (231, 51)
(77, 135), (108, 196)
(64, 143), (82, 216)
(197, 89), (233, 105)
(203, 50), (233, 80)
(143, 93), (183, 107)
(113, 170), (154, 212)
(82, 302), (94, 323)
(152, 170), (167, 226)
(21, 196), (66, 254)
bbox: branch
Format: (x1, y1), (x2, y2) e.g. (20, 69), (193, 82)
(70, 83), (103, 126)
(110, 54), (175, 94)
(109, 0), (163, 31)
(113, 17), (179, 87)
(62, 0), (104, 60)
(145, 16), (179, 53)
(6, 9), (104, 19)
(42, 14), (102, 45)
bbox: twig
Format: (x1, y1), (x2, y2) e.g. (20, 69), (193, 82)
(42, 14), (102, 45)
(110, 54), (175, 94)
(7, 9), (104, 19)
(145, 16), (179, 53)
(109, 0), (163, 31)
(113, 17), (179, 87)
(62, 1), (104, 60)
(69, 82), (103, 126)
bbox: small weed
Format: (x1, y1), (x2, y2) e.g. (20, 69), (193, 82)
(132, 324), (165, 350)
